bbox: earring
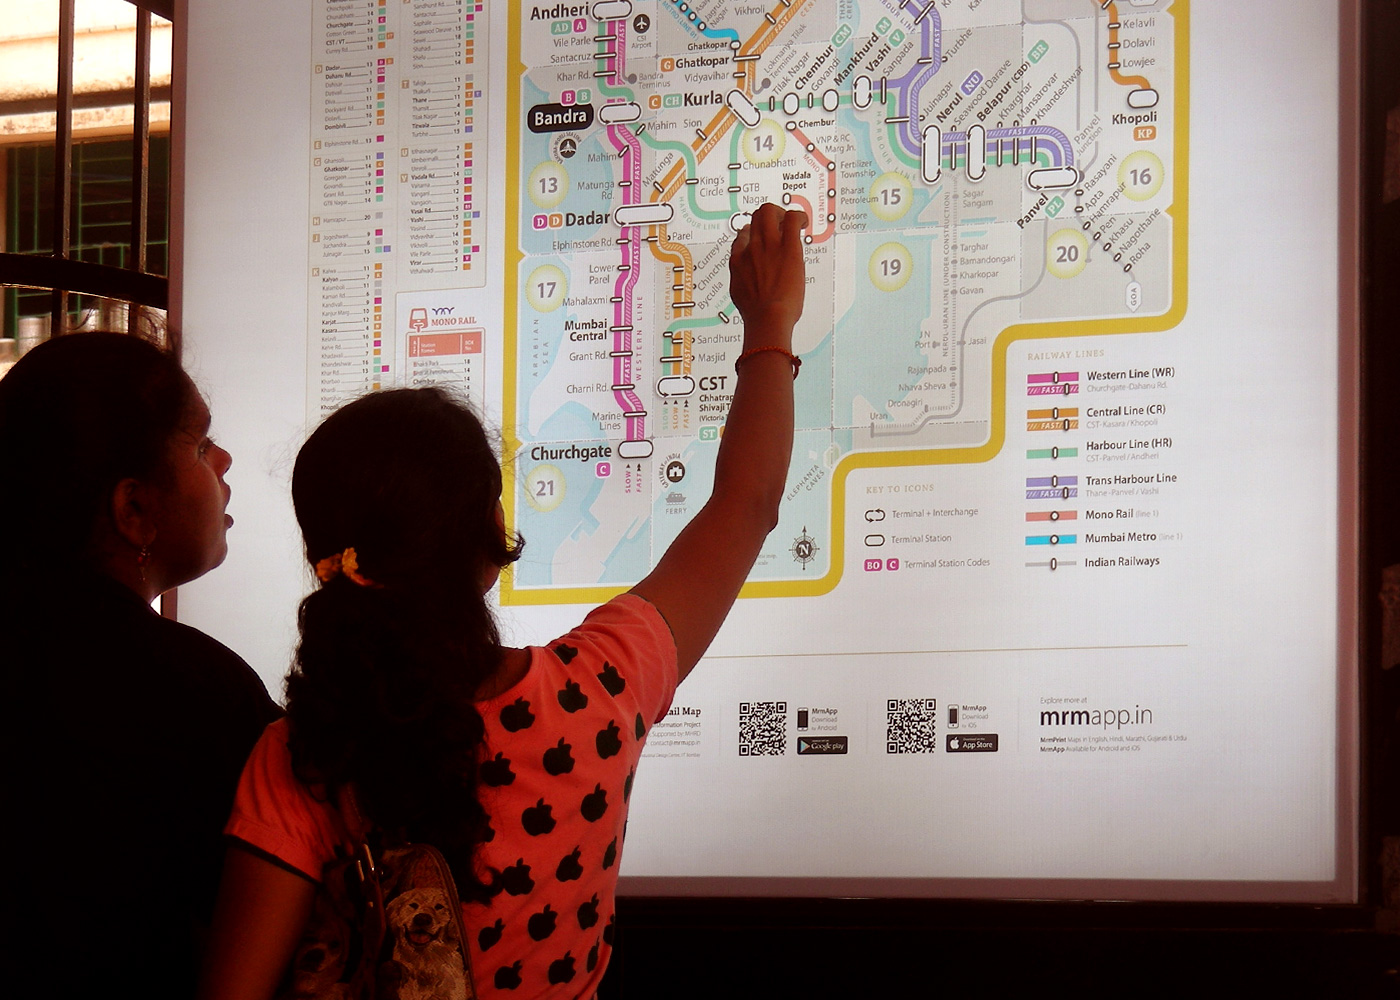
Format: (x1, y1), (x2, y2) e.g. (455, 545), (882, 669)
(137, 545), (151, 585)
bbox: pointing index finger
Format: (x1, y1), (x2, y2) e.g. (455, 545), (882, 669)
(749, 202), (784, 246)
(781, 209), (809, 248)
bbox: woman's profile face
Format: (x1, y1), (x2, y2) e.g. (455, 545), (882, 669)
(147, 392), (234, 593)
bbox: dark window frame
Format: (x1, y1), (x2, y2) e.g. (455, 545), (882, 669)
(0, 0), (175, 349)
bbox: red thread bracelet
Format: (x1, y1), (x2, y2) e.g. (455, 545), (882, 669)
(734, 345), (801, 379)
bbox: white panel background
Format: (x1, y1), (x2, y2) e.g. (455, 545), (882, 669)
(174, 0), (1358, 901)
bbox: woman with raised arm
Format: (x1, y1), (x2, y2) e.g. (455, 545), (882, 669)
(0, 332), (280, 998)
(199, 203), (807, 1000)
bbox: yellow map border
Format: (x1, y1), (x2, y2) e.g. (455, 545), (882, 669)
(502, 0), (1189, 606)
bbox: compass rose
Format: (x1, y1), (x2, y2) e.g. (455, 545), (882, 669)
(790, 527), (818, 570)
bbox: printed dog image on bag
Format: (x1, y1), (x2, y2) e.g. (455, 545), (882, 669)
(382, 887), (468, 1000)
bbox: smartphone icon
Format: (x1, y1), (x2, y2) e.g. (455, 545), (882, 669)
(797, 709), (809, 730)
(947, 705), (959, 729)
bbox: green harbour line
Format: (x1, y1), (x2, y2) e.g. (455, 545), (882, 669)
(662, 314), (728, 375)
(642, 130), (739, 221)
(591, 42), (740, 222)
(666, 314), (725, 336)
(946, 151), (1052, 169)
(592, 43), (631, 102)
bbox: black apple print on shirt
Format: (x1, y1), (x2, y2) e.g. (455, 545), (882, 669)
(596, 720), (622, 759)
(500, 697), (535, 732)
(597, 662), (626, 696)
(635, 712), (646, 740)
(548, 951), (577, 985)
(477, 918), (504, 951)
(494, 961), (523, 990)
(556, 846), (583, 882)
(480, 753), (515, 787)
(577, 894), (600, 930)
(500, 859), (534, 896)
(542, 738), (575, 776)
(624, 767), (635, 802)
(587, 938), (600, 971)
(580, 783), (608, 822)
(554, 643), (578, 664)
(521, 798), (556, 836)
(603, 913), (617, 946)
(558, 678), (589, 713)
(527, 904), (558, 941)
(602, 837), (618, 870)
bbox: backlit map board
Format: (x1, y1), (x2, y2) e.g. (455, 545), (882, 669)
(180, 0), (1358, 901)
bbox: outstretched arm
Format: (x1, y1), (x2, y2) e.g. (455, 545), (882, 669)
(631, 203), (807, 679)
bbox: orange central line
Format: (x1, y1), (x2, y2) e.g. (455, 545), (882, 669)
(655, 169), (686, 204)
(1106, 1), (1153, 90)
(651, 161), (687, 204)
(690, 0), (809, 164)
(740, 0), (807, 62)
(650, 231), (695, 375)
(658, 161), (685, 191)
(650, 231), (693, 281)
(649, 230), (695, 292)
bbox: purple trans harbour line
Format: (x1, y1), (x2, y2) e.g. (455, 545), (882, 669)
(892, 8), (942, 154)
(942, 126), (1076, 168)
(888, 5), (1075, 169)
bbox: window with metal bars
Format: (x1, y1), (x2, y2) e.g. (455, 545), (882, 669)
(0, 0), (174, 354)
(4, 135), (170, 336)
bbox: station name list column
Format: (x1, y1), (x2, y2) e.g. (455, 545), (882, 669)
(309, 0), (489, 418)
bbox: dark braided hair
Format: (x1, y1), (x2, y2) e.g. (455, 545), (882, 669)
(285, 387), (522, 899)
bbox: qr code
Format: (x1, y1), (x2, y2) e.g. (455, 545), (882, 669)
(886, 698), (936, 753)
(739, 701), (787, 756)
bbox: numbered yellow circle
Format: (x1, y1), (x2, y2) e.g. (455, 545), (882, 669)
(524, 464), (566, 512)
(868, 172), (913, 222)
(742, 119), (786, 167)
(868, 242), (913, 292)
(528, 161), (569, 209)
(1046, 229), (1090, 279)
(1118, 150), (1163, 202)
(525, 265), (568, 312)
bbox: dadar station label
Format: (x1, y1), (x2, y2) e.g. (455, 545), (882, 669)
(528, 102), (595, 133)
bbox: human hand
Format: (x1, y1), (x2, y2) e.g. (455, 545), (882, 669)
(728, 203), (808, 345)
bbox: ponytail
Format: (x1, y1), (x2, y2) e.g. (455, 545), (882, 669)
(284, 388), (522, 898)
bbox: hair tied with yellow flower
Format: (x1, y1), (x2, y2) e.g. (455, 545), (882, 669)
(315, 547), (381, 588)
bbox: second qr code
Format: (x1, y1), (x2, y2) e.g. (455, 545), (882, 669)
(887, 698), (937, 754)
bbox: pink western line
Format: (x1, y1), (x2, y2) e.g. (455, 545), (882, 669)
(1027, 372), (1079, 384)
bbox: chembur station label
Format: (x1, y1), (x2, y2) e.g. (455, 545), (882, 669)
(504, 0), (1185, 602)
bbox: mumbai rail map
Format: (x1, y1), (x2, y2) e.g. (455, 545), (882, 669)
(502, 0), (1187, 604)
